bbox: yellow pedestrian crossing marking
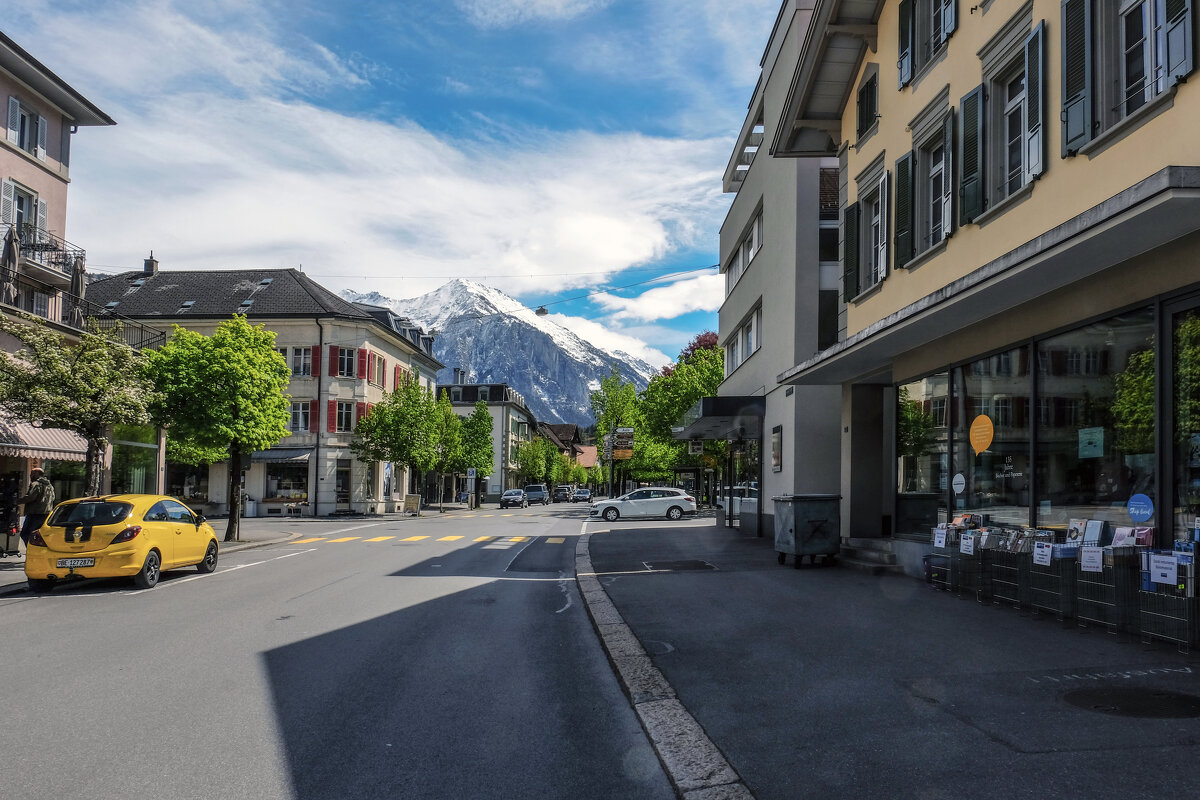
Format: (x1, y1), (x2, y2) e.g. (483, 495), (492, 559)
(438, 536), (464, 542)
(501, 513), (514, 517)
(475, 536), (495, 542)
(508, 536), (529, 542)
(364, 536), (395, 542)
(547, 537), (565, 544)
(293, 537), (326, 543)
(328, 537), (361, 543)
(402, 535), (429, 542)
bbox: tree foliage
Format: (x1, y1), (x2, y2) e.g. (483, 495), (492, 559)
(457, 400), (495, 476)
(144, 316), (291, 541)
(351, 376), (436, 471)
(0, 313), (156, 496)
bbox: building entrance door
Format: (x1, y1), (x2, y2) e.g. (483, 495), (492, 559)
(1169, 299), (1200, 543)
(335, 459), (352, 512)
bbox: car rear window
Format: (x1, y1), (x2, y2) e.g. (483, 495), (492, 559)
(47, 501), (133, 527)
(524, 485), (543, 493)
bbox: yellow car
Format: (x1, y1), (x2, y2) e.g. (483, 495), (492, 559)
(24, 494), (219, 591)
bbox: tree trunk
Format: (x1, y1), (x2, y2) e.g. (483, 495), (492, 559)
(85, 436), (107, 497)
(226, 442), (241, 542)
(438, 470), (444, 514)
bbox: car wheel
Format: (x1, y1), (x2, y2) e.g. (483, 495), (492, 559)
(666, 506), (684, 521)
(133, 549), (161, 589)
(197, 541), (218, 573)
(26, 578), (52, 592)
(603, 507), (620, 522)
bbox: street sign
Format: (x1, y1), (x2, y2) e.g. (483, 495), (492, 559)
(689, 439), (704, 455)
(467, 468), (477, 479)
(613, 449), (633, 460)
(616, 427), (634, 433)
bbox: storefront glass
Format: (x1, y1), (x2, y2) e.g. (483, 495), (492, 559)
(896, 372), (950, 534)
(1035, 309), (1156, 535)
(950, 346), (1031, 528)
(167, 462), (210, 507)
(1173, 306), (1200, 543)
(265, 463), (309, 502)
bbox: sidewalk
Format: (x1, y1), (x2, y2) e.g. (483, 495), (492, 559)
(580, 522), (1200, 800)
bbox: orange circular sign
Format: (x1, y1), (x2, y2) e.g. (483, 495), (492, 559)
(969, 415), (994, 455)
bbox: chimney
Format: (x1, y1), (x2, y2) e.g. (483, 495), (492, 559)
(143, 251), (158, 275)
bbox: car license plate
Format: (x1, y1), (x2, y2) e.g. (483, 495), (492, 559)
(57, 557), (95, 568)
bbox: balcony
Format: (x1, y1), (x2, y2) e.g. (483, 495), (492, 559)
(13, 222), (85, 287)
(59, 292), (166, 350)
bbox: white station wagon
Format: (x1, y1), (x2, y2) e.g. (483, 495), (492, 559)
(589, 488), (697, 522)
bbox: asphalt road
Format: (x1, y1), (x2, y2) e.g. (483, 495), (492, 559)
(0, 505), (674, 800)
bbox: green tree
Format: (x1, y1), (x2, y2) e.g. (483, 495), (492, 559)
(457, 400), (495, 487)
(0, 313), (156, 496)
(145, 316), (291, 541)
(430, 391), (463, 512)
(570, 463), (588, 485)
(352, 377), (436, 513)
(514, 436), (555, 484)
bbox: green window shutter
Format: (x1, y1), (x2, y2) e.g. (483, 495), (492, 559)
(894, 153), (914, 268)
(898, 0), (913, 89)
(1025, 22), (1046, 181)
(1061, 0), (1093, 156)
(1166, 0), (1194, 82)
(942, 110), (955, 238)
(843, 203), (860, 301)
(959, 85), (985, 223)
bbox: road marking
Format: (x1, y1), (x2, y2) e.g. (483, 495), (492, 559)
(402, 535), (429, 542)
(328, 536), (361, 543)
(479, 514), (494, 518)
(547, 537), (566, 544)
(132, 549), (318, 593)
(508, 536), (529, 542)
(292, 537), (327, 543)
(364, 536), (395, 542)
(475, 536), (495, 542)
(501, 514), (514, 517)
(438, 536), (464, 542)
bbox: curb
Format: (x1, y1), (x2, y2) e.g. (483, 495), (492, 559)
(575, 530), (755, 800)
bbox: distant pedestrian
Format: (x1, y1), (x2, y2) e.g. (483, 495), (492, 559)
(18, 467), (55, 545)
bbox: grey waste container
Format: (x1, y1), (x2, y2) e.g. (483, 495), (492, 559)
(773, 494), (840, 568)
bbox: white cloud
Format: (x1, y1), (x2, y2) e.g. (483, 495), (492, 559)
(547, 314), (671, 369)
(591, 273), (724, 323)
(455, 0), (612, 28)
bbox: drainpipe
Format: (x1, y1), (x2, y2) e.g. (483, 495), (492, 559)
(314, 319), (325, 517)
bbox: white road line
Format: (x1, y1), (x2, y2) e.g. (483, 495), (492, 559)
(504, 536), (542, 573)
(128, 549), (318, 595)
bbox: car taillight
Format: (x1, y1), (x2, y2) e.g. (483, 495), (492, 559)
(28, 530), (47, 547)
(111, 526), (142, 543)
(686, 496), (696, 503)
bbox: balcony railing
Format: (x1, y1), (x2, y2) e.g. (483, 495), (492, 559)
(59, 293), (166, 350)
(12, 222), (85, 277)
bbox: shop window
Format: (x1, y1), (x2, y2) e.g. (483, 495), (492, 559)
(1035, 308), (1156, 533)
(266, 462), (309, 502)
(167, 462), (209, 507)
(1171, 306), (1200, 543)
(896, 372), (951, 535)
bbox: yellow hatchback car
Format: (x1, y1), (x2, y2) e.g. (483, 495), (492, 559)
(24, 494), (219, 591)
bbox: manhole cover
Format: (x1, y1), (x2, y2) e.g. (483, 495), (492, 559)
(643, 560), (716, 572)
(1062, 687), (1200, 718)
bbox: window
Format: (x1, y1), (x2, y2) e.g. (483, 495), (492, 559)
(290, 401), (310, 433)
(856, 70), (879, 138)
(1061, 0), (1193, 155)
(278, 347), (289, 365)
(843, 166), (889, 298)
(291, 347), (312, 377)
(336, 401), (354, 432)
(478, 387), (490, 402)
(931, 397), (948, 427)
(451, 387), (463, 402)
(6, 97), (47, 161)
(724, 211), (762, 296)
(898, 0), (958, 87)
(32, 291), (48, 319)
(337, 347), (354, 378)
(725, 308), (762, 376)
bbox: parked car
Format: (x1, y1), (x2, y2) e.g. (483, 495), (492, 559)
(524, 484), (550, 505)
(553, 486), (573, 502)
(572, 488), (593, 502)
(24, 494), (219, 591)
(589, 487), (697, 522)
(499, 489), (529, 509)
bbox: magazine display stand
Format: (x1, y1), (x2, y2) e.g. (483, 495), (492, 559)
(1029, 549), (1078, 624)
(1139, 545), (1199, 652)
(1076, 546), (1140, 635)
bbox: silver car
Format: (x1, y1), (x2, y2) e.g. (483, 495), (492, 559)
(590, 487), (697, 522)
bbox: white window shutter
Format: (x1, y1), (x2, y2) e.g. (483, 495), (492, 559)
(36, 198), (47, 231)
(877, 172), (889, 284)
(36, 115), (47, 161)
(0, 179), (13, 225)
(943, 0), (957, 40)
(6, 98), (18, 144)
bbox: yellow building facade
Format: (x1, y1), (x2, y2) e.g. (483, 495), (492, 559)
(769, 0), (1200, 567)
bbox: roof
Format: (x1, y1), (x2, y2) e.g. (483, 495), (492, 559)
(85, 267), (441, 363)
(577, 445), (598, 469)
(0, 31), (115, 126)
(543, 423), (582, 446)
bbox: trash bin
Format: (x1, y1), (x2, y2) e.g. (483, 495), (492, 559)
(773, 494), (840, 568)
(243, 499), (257, 517)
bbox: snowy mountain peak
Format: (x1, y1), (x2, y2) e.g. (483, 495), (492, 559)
(340, 281), (658, 426)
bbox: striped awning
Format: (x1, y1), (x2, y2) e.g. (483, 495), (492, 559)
(251, 448), (311, 463)
(0, 417), (88, 462)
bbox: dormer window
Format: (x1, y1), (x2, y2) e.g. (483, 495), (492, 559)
(259, 278), (273, 285)
(104, 301), (118, 310)
(131, 278), (145, 287)
(179, 300), (195, 312)
(239, 298), (254, 310)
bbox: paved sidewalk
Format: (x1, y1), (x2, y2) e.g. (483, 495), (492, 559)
(582, 522), (1200, 800)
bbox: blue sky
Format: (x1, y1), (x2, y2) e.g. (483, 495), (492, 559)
(8, 0), (780, 367)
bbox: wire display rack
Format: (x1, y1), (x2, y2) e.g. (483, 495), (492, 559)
(957, 550), (987, 602)
(986, 550), (1030, 610)
(1075, 547), (1140, 635)
(928, 547), (956, 592)
(1140, 591), (1200, 653)
(1029, 556), (1077, 623)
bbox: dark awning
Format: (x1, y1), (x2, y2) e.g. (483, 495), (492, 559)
(672, 396), (765, 441)
(251, 448), (311, 463)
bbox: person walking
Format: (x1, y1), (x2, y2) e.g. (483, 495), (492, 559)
(18, 466), (55, 545)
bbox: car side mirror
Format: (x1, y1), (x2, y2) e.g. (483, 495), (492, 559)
(195, 514), (206, 526)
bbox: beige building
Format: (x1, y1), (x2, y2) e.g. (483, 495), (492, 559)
(438, 373), (536, 503)
(86, 264), (442, 517)
(762, 0), (1200, 572)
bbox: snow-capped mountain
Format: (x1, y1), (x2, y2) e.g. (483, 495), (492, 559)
(341, 279), (660, 426)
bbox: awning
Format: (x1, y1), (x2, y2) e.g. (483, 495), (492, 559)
(251, 448), (312, 463)
(0, 417), (88, 462)
(672, 396), (765, 441)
